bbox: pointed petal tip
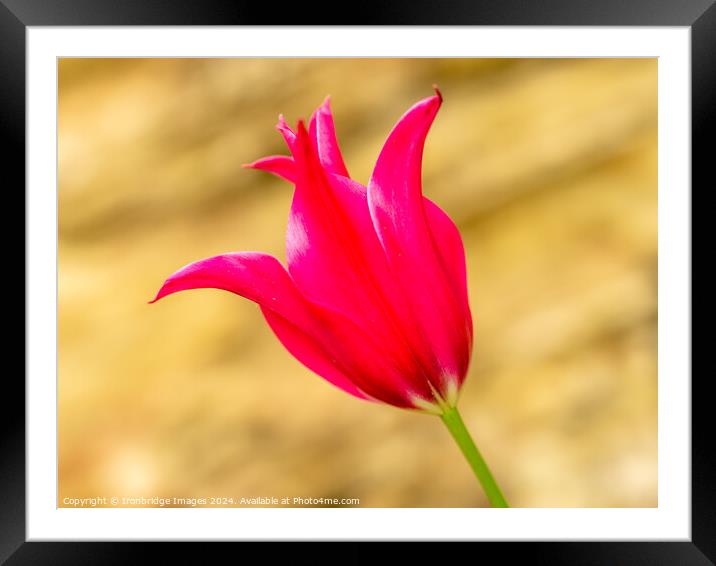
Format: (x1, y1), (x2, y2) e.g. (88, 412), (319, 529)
(275, 115), (298, 152)
(149, 279), (176, 304)
(242, 158), (272, 170)
(242, 159), (267, 171)
(243, 155), (296, 183)
(276, 114), (291, 133)
(432, 84), (443, 103)
(147, 290), (163, 304)
(296, 119), (309, 136)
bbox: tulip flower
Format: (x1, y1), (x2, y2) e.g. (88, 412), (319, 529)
(151, 90), (508, 507)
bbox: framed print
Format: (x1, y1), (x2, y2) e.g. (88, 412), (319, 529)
(5, 0), (711, 563)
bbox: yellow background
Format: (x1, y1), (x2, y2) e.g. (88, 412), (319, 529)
(59, 58), (657, 507)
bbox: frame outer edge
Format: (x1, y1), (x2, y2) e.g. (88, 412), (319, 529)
(691, 1), (716, 563)
(0, 0), (27, 563)
(6, 0), (712, 562)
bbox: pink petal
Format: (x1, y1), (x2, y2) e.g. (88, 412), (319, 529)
(280, 97), (468, 334)
(243, 155), (296, 183)
(285, 122), (382, 319)
(285, 123), (438, 403)
(150, 252), (311, 325)
(150, 253), (376, 400)
(259, 306), (369, 400)
(276, 114), (297, 151)
(262, 305), (430, 408)
(308, 97), (349, 177)
(423, 199), (473, 338)
(150, 252), (430, 407)
(367, 93), (472, 396)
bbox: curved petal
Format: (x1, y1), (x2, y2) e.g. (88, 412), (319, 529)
(367, 93), (472, 396)
(276, 115), (297, 151)
(423, 199), (473, 341)
(260, 306), (369, 400)
(150, 252), (312, 326)
(262, 305), (433, 409)
(151, 252), (433, 407)
(308, 97), (349, 177)
(243, 155), (296, 183)
(285, 122), (382, 320)
(283, 123), (439, 401)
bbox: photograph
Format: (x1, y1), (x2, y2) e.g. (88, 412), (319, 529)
(57, 57), (658, 509)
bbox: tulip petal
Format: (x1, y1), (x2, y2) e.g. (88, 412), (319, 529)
(308, 97), (349, 177)
(423, 199), (472, 332)
(285, 122), (384, 322)
(150, 252), (313, 326)
(285, 128), (392, 333)
(262, 305), (432, 408)
(151, 252), (431, 407)
(243, 155), (296, 183)
(150, 253), (374, 400)
(281, 123), (439, 402)
(259, 306), (369, 400)
(367, 94), (472, 395)
(276, 115), (297, 151)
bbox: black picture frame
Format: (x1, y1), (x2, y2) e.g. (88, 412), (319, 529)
(4, 1), (710, 563)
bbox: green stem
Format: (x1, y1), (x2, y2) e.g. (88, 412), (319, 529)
(440, 405), (509, 508)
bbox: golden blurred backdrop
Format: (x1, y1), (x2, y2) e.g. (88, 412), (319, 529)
(58, 58), (657, 508)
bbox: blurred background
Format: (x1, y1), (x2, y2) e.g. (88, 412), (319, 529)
(58, 58), (657, 508)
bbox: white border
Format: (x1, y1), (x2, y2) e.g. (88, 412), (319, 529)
(27, 27), (691, 541)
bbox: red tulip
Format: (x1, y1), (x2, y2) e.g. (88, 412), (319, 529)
(152, 91), (508, 506)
